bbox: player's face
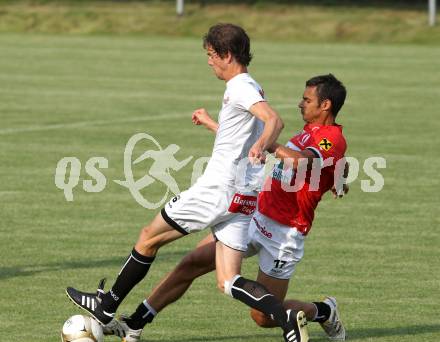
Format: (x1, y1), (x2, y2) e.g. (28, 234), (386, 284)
(298, 86), (323, 123)
(206, 46), (228, 80)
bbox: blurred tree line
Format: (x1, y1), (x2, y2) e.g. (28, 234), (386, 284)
(112, 0), (427, 8)
(22, 0), (429, 8)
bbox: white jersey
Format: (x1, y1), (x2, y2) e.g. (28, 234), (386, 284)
(199, 73), (265, 190)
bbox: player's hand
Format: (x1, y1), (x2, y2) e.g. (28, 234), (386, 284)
(331, 184), (349, 199)
(248, 144), (266, 164)
(192, 108), (212, 126)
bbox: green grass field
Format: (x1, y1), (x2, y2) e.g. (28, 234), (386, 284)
(1, 33), (439, 341)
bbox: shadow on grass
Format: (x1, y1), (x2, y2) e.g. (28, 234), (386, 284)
(137, 334), (278, 342)
(347, 324), (440, 340)
(136, 324), (440, 342)
(0, 250), (188, 280)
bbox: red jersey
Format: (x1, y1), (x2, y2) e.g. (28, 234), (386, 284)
(258, 123), (347, 235)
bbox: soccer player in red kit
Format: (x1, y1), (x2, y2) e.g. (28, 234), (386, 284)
(258, 93), (347, 237)
(106, 74), (348, 341)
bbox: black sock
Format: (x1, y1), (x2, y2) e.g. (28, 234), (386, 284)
(127, 300), (157, 330)
(229, 276), (292, 332)
(312, 301), (331, 322)
(101, 249), (155, 313)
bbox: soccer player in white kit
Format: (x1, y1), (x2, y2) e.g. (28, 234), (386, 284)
(104, 74), (348, 342)
(66, 23), (308, 342)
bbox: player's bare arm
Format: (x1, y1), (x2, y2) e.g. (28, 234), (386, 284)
(248, 101), (284, 162)
(270, 143), (316, 170)
(191, 108), (219, 133)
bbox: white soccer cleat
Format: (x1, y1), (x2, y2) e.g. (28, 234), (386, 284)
(284, 309), (309, 342)
(102, 315), (143, 342)
(297, 310), (309, 342)
(102, 319), (126, 338)
(320, 296), (346, 341)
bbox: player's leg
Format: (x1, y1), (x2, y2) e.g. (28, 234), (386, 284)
(217, 210), (307, 341)
(100, 212), (186, 313)
(248, 273), (331, 326)
(246, 212), (303, 328)
(249, 271), (344, 340)
(315, 297), (346, 341)
(246, 211), (343, 339)
(284, 298), (346, 340)
(241, 210), (295, 329)
(102, 184), (230, 319)
(215, 241), (307, 342)
(214, 240), (243, 292)
(253, 295), (335, 327)
(66, 182), (223, 324)
(124, 234), (216, 331)
(66, 211), (183, 324)
(283, 297), (347, 341)
(284, 300), (325, 322)
(148, 234), (216, 311)
(249, 269), (290, 328)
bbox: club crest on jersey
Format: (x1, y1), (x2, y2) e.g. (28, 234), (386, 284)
(319, 138), (333, 151)
(298, 133), (311, 146)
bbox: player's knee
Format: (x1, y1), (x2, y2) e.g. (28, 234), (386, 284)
(216, 276), (230, 294)
(178, 244), (215, 277)
(136, 226), (160, 254)
(250, 309), (274, 328)
(138, 226), (154, 244)
(216, 278), (227, 293)
(178, 253), (205, 278)
(179, 253), (198, 269)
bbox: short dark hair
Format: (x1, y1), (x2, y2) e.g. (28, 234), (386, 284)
(306, 74), (347, 117)
(203, 23), (253, 66)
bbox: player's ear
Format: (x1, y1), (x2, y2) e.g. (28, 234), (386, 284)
(225, 51), (234, 64)
(321, 99), (332, 112)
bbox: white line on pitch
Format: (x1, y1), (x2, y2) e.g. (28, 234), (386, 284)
(0, 112), (188, 135)
(0, 103), (294, 135)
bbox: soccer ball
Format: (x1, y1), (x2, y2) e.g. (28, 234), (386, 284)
(61, 315), (104, 342)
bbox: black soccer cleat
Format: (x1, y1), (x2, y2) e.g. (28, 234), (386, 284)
(283, 309), (309, 342)
(66, 278), (115, 325)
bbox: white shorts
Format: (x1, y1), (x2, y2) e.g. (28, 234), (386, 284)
(162, 181), (257, 251)
(245, 210), (305, 280)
